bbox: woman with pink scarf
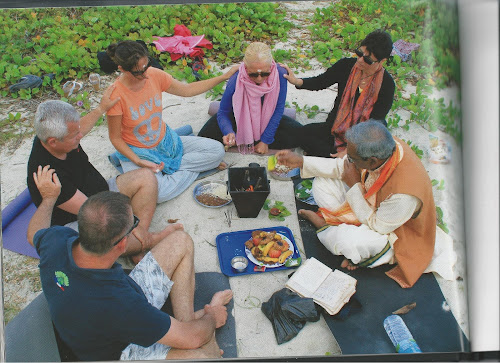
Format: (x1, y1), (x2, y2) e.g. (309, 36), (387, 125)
(199, 42), (302, 154)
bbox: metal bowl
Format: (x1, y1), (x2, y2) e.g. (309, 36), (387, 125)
(231, 256), (248, 273)
(193, 180), (232, 208)
(269, 167), (300, 181)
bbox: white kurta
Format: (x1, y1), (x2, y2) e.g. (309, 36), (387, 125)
(301, 155), (456, 279)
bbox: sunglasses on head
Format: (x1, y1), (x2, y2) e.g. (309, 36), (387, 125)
(248, 71), (271, 78)
(354, 48), (378, 65)
(129, 58), (152, 77)
(112, 215), (140, 246)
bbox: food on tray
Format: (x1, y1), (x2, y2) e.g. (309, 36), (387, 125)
(244, 230), (292, 265)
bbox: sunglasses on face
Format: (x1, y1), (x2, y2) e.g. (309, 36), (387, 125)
(112, 215), (140, 246)
(354, 48), (378, 65)
(248, 71), (271, 78)
(129, 59), (152, 77)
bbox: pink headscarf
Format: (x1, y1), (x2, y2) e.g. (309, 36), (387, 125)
(232, 61), (280, 154)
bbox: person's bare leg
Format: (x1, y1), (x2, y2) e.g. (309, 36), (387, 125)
(298, 209), (327, 229)
(166, 334), (222, 359)
(151, 230), (196, 322)
(116, 168), (183, 254)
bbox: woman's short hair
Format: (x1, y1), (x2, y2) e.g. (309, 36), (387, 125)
(34, 100), (80, 142)
(106, 40), (149, 71)
(243, 42), (273, 65)
(78, 191), (133, 255)
(345, 120), (395, 160)
(361, 29), (393, 61)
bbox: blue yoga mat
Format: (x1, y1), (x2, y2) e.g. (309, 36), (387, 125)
(1, 188), (39, 259)
(292, 177), (469, 356)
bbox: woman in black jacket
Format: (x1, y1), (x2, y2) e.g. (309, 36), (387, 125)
(282, 29), (395, 157)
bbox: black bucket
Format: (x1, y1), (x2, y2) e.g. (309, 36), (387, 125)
(228, 166), (270, 218)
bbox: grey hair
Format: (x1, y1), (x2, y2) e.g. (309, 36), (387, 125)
(243, 42), (273, 66)
(78, 191), (133, 255)
(345, 120), (395, 159)
(34, 100), (80, 142)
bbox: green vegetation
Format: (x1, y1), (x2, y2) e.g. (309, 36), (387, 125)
(436, 206), (449, 233)
(306, 0), (461, 145)
(0, 3), (292, 98)
(0, 0), (460, 231)
(306, 0), (460, 87)
(288, 101), (323, 119)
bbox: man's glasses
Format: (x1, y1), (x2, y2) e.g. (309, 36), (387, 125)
(112, 215), (140, 246)
(129, 59), (151, 77)
(354, 48), (378, 66)
(248, 71), (271, 78)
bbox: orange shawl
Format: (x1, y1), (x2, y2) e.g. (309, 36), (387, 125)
(318, 142), (401, 225)
(331, 62), (384, 151)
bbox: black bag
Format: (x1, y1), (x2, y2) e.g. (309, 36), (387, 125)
(261, 288), (320, 345)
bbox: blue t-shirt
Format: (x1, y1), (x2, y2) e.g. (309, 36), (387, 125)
(217, 64), (288, 145)
(34, 226), (171, 361)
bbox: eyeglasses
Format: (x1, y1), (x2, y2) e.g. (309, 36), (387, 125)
(248, 71), (271, 78)
(354, 48), (379, 66)
(129, 59), (151, 77)
(112, 215), (140, 246)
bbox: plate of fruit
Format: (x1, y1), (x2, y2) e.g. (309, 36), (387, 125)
(244, 230), (294, 268)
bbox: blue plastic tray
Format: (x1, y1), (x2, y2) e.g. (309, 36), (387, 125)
(215, 226), (301, 277)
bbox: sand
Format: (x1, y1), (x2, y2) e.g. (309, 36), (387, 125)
(0, 1), (468, 358)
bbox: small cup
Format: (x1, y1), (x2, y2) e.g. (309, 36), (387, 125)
(231, 256), (248, 273)
(89, 73), (100, 91)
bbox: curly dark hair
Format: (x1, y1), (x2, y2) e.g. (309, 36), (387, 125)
(360, 29), (393, 61)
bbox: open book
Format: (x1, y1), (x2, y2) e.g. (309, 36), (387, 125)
(286, 257), (357, 315)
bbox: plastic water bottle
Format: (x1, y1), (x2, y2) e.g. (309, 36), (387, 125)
(383, 315), (422, 353)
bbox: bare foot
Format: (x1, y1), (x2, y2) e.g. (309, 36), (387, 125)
(298, 209), (327, 229)
(210, 289), (233, 306)
(194, 289), (233, 320)
(200, 334), (223, 358)
(217, 161), (228, 170)
(341, 258), (358, 271)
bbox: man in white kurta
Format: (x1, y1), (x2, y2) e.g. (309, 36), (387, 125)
(276, 121), (455, 281)
(301, 152), (420, 268)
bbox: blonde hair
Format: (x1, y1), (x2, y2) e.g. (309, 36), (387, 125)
(243, 42), (273, 66)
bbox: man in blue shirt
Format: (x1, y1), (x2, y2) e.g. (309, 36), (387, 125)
(27, 165), (232, 361)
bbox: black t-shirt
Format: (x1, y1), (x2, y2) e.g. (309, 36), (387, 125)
(300, 57), (395, 126)
(27, 137), (109, 226)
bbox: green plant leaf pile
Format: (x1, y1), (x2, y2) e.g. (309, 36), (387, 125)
(263, 199), (292, 221)
(0, 3), (292, 97)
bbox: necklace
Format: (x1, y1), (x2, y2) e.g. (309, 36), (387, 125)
(361, 66), (383, 80)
